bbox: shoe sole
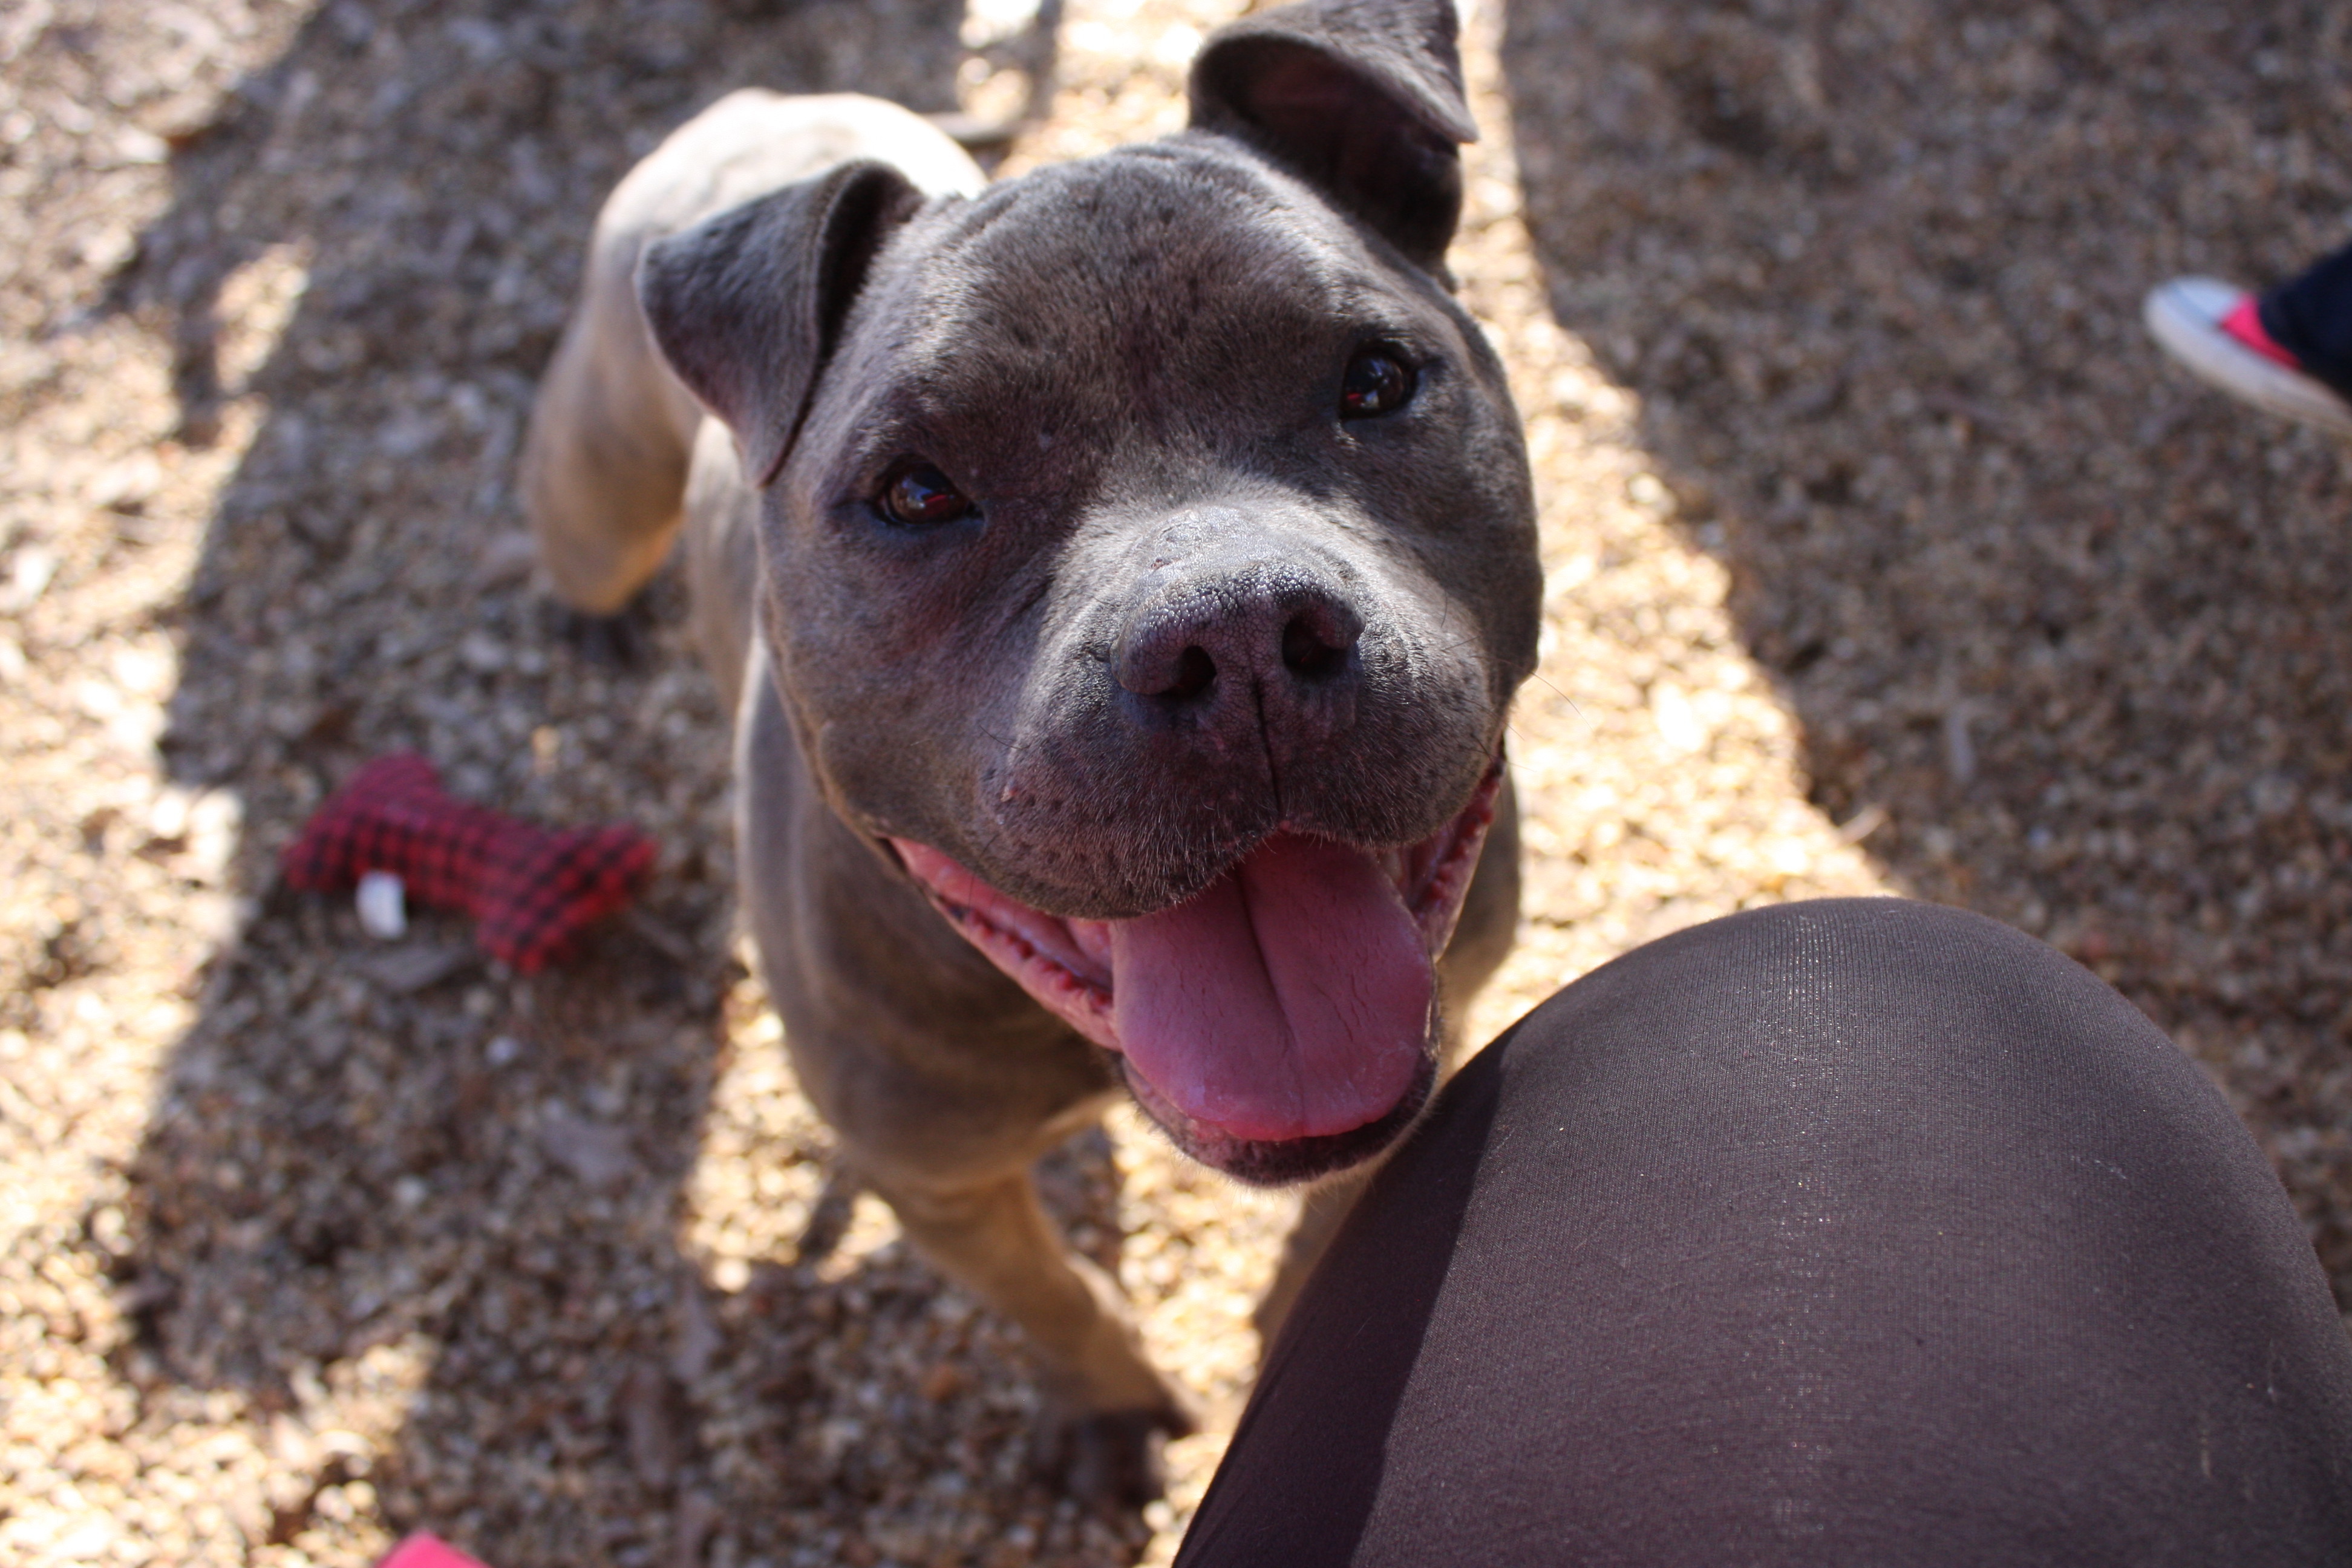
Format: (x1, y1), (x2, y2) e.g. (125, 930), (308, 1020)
(2144, 276), (2352, 437)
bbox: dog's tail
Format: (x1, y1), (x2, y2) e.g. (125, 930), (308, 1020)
(521, 233), (707, 614)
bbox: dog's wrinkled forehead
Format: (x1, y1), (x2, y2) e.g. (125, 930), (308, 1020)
(832, 145), (1425, 452)
(923, 149), (1354, 338)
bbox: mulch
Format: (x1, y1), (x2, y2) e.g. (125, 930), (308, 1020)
(2, 0), (2347, 1564)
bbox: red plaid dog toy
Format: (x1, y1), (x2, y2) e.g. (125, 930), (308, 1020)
(282, 753), (656, 973)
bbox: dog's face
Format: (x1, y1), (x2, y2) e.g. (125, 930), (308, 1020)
(644, 0), (1541, 1183)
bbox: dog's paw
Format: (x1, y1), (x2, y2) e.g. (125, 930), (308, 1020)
(1039, 1402), (1197, 1509)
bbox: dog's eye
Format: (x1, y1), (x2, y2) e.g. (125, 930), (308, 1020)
(878, 460), (974, 528)
(1341, 344), (1416, 419)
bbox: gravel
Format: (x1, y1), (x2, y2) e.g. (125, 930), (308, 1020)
(2, 0), (2347, 1563)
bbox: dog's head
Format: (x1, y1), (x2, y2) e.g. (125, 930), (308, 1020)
(641, 0), (1541, 1183)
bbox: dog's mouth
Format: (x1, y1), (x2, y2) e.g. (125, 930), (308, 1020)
(889, 754), (1501, 1183)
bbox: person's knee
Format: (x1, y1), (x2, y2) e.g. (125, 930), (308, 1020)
(1650, 894), (2061, 998)
(1566, 895), (2076, 1025)
(1485, 894), (2165, 1129)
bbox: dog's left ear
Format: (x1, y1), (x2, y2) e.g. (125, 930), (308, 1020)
(638, 159), (923, 486)
(1189, 0), (1476, 272)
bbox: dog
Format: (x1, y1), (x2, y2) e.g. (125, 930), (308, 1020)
(521, 0), (1541, 1502)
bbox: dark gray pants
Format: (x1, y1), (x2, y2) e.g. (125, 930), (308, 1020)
(1180, 899), (2352, 1565)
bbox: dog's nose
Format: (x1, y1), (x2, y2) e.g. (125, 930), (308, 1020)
(1116, 563), (1364, 718)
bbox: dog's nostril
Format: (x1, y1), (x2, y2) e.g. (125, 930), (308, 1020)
(1168, 645), (1216, 701)
(1281, 613), (1352, 678)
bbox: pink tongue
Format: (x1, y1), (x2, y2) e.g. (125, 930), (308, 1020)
(1109, 834), (1432, 1143)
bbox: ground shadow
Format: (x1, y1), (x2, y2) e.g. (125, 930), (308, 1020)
(108, 2), (1154, 1565)
(1503, 0), (2352, 1295)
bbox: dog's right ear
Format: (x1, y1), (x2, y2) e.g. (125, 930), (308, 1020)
(638, 160), (922, 487)
(1189, 0), (1475, 272)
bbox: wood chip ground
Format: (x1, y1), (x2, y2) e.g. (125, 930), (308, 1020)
(4, 0), (2349, 1563)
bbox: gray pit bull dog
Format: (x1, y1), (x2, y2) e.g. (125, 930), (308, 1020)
(523, 0), (1540, 1503)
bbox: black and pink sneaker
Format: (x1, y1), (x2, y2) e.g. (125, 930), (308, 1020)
(2145, 276), (2352, 436)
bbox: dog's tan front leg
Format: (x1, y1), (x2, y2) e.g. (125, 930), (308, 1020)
(872, 1169), (1195, 1502)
